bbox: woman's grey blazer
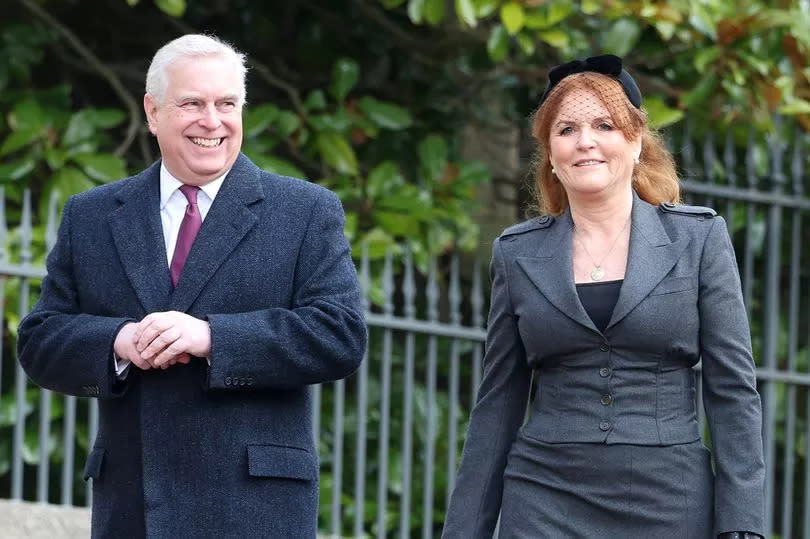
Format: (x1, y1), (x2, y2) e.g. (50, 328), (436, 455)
(443, 193), (765, 537)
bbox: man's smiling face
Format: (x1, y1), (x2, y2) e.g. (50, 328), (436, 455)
(144, 54), (243, 185)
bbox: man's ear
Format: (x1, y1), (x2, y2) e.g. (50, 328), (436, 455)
(143, 94), (159, 135)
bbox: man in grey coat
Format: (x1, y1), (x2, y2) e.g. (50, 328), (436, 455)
(17, 34), (366, 538)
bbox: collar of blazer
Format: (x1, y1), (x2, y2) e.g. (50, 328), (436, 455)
(109, 153), (266, 315)
(513, 190), (692, 334)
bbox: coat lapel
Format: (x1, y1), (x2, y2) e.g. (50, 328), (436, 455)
(169, 154), (264, 313)
(109, 161), (172, 315)
(606, 193), (690, 330)
(516, 211), (599, 333)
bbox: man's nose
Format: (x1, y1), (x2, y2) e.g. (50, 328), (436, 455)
(198, 103), (222, 129)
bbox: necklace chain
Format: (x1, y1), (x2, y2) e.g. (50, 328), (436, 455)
(573, 217), (630, 281)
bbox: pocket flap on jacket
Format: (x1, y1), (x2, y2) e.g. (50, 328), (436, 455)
(247, 444), (318, 481)
(83, 448), (105, 481)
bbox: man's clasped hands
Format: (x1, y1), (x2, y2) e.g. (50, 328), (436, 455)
(113, 311), (212, 370)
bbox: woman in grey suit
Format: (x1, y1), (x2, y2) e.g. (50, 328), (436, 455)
(442, 55), (765, 538)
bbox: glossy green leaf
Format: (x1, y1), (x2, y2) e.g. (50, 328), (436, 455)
(487, 25), (509, 62)
(380, 0), (406, 7)
(126, 0), (140, 5)
(779, 99), (810, 115)
(375, 210), (421, 236)
(330, 58), (360, 102)
(367, 161), (404, 200)
(10, 99), (46, 131)
(538, 29), (569, 49)
(358, 97), (412, 130)
(276, 111), (301, 137)
(689, 3), (717, 39)
(418, 134), (448, 184)
(524, 2), (573, 29)
(601, 19), (641, 56)
(501, 2), (525, 35)
(243, 104), (279, 138)
(352, 228), (398, 260)
(317, 132), (359, 175)
(0, 128), (41, 156)
(455, 0), (477, 27)
(456, 161), (490, 186)
(0, 159), (35, 182)
(694, 46), (720, 73)
(581, 0), (600, 15)
(643, 96), (684, 129)
(304, 90), (327, 111)
(681, 74), (718, 108)
(309, 110), (353, 133)
(424, 0), (445, 25)
(474, 0), (498, 17)
(516, 32), (536, 56)
(155, 0), (186, 17)
(73, 153), (127, 183)
(63, 111), (95, 147)
(86, 108), (126, 128)
(655, 20), (677, 40)
(408, 0), (426, 23)
(50, 166), (97, 199)
(253, 154), (306, 179)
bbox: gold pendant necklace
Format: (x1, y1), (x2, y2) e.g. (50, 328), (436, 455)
(574, 217), (630, 282)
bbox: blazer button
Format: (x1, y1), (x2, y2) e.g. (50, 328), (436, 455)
(599, 343), (609, 352)
(600, 394), (613, 406)
(599, 421), (612, 431)
(599, 367), (611, 378)
(247, 377), (254, 386)
(225, 377), (232, 386)
(239, 378), (246, 386)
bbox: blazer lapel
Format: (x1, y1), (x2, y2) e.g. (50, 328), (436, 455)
(516, 211), (599, 333)
(169, 154), (264, 313)
(606, 193), (690, 330)
(109, 162), (172, 315)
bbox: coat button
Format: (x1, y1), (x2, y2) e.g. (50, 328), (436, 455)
(599, 421), (612, 431)
(247, 378), (254, 386)
(599, 367), (611, 378)
(224, 377), (232, 386)
(239, 378), (246, 386)
(600, 394), (613, 406)
(599, 343), (609, 352)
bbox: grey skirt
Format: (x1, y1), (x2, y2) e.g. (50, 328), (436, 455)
(499, 434), (714, 538)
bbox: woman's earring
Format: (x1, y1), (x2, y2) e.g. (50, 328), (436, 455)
(633, 157), (640, 165)
(552, 168), (557, 175)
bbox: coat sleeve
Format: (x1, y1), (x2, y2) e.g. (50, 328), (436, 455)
(442, 238), (532, 538)
(698, 216), (765, 535)
(17, 196), (130, 400)
(204, 188), (367, 391)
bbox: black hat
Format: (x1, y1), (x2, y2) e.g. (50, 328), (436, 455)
(539, 54), (642, 108)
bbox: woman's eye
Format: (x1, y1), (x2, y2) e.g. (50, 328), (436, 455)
(559, 126), (574, 135)
(598, 122), (614, 131)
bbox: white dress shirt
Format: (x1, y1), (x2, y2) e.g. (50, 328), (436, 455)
(115, 164), (228, 376)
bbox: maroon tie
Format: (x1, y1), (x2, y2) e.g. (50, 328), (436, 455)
(170, 185), (202, 287)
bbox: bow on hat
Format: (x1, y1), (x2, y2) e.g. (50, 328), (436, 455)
(539, 54), (642, 108)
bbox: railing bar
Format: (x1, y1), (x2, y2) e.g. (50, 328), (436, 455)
(399, 247), (416, 539)
(353, 347), (368, 538)
(422, 257), (439, 539)
(364, 314), (485, 340)
(12, 189), (33, 501)
(376, 249), (394, 539)
(331, 379), (345, 537)
(86, 399), (98, 506)
(679, 181), (810, 209)
(61, 395), (77, 505)
(37, 390), (52, 502)
(311, 384), (320, 456)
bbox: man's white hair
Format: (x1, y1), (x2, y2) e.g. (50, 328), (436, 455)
(145, 34), (247, 104)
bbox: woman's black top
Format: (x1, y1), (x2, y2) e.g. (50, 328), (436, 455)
(575, 279), (623, 333)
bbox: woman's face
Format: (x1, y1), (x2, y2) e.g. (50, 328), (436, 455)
(548, 89), (640, 200)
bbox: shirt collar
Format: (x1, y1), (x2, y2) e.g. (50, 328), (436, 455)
(159, 163), (229, 209)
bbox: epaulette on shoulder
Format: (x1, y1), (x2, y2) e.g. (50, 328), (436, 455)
(500, 215), (554, 239)
(659, 202), (716, 219)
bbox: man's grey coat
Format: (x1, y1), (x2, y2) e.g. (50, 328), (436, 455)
(442, 193), (765, 537)
(18, 154), (367, 538)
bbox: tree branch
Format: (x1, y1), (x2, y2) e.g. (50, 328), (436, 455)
(18, 0), (142, 158)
